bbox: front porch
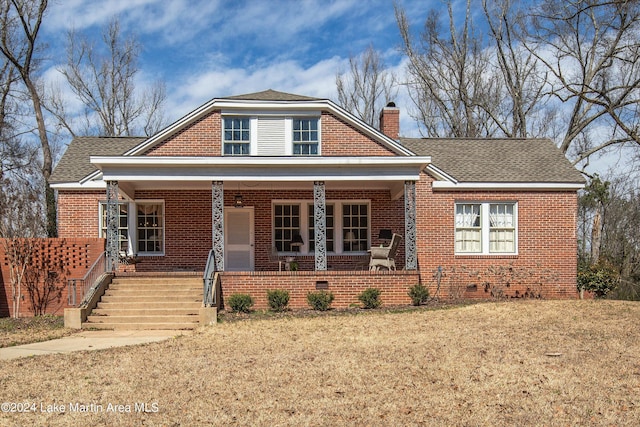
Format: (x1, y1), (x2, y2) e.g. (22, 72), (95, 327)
(95, 156), (426, 276)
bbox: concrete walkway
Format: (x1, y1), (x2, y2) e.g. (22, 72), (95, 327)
(0, 330), (190, 361)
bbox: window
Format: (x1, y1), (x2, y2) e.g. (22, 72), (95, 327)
(455, 202), (517, 254)
(273, 200), (369, 254)
(273, 204), (300, 252)
(223, 117), (250, 155)
(455, 204), (481, 253)
(308, 204), (334, 252)
(137, 203), (164, 254)
(489, 203), (515, 253)
(343, 203), (369, 252)
(292, 118), (319, 155)
(100, 202), (129, 251)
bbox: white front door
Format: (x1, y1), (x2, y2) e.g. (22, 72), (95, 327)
(225, 208), (254, 271)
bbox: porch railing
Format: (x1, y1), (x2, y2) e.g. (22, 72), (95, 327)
(67, 251), (106, 307)
(203, 249), (220, 307)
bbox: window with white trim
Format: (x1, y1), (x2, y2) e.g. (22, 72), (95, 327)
(489, 203), (516, 253)
(100, 202), (129, 251)
(136, 202), (164, 254)
(273, 201), (369, 254)
(273, 204), (301, 252)
(455, 202), (517, 254)
(292, 118), (319, 155)
(223, 117), (250, 155)
(342, 203), (369, 252)
(455, 204), (481, 253)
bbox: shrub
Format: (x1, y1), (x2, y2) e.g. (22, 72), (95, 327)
(307, 291), (334, 311)
(408, 283), (430, 306)
(227, 293), (254, 313)
(577, 262), (619, 298)
(358, 287), (382, 309)
(267, 289), (290, 312)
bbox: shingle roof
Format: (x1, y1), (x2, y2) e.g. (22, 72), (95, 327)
(399, 137), (585, 183)
(223, 89), (321, 102)
(51, 136), (146, 183)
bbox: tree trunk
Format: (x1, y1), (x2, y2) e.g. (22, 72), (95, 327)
(591, 209), (602, 264)
(23, 75), (56, 237)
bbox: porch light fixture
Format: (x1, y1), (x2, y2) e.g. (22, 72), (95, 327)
(234, 194), (243, 208)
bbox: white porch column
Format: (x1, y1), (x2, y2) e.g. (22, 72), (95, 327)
(106, 180), (119, 272)
(212, 181), (225, 271)
(314, 181), (327, 271)
(404, 180), (418, 270)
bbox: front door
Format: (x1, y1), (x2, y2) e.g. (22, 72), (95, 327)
(225, 208), (254, 271)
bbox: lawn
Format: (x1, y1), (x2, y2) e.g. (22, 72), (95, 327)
(0, 300), (638, 426)
(0, 315), (77, 348)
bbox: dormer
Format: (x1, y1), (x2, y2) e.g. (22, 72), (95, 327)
(222, 114), (321, 156)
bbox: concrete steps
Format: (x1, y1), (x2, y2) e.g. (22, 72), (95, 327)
(83, 275), (203, 330)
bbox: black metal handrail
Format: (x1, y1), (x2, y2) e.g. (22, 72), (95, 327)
(203, 249), (218, 307)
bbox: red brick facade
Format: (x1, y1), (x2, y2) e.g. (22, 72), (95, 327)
(48, 96), (581, 314)
(416, 175), (579, 300)
(220, 270), (420, 310)
(0, 238), (105, 317)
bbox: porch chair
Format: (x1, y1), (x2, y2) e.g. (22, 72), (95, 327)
(269, 246), (284, 272)
(368, 233), (402, 271)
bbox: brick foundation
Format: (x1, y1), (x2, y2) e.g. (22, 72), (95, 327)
(220, 270), (420, 310)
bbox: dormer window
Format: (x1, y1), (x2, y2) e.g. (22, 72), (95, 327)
(293, 118), (319, 155)
(224, 117), (250, 155)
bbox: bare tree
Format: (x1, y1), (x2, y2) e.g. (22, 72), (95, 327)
(1, 168), (45, 317)
(482, 0), (551, 138)
(336, 45), (397, 128)
(396, 0), (551, 139)
(51, 17), (166, 137)
(601, 177), (640, 297)
(0, 0), (55, 237)
(396, 1), (499, 137)
(524, 0), (640, 165)
(23, 240), (68, 315)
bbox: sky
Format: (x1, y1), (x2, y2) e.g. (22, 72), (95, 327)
(40, 0), (433, 138)
(35, 0), (636, 180)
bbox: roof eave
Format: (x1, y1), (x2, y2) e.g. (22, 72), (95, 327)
(431, 181), (586, 190)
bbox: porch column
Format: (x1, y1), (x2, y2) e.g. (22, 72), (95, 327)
(106, 180), (119, 272)
(212, 181), (225, 271)
(404, 180), (418, 270)
(314, 181), (327, 271)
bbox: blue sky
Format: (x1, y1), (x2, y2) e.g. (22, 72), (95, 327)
(41, 0), (434, 137)
(36, 0), (635, 179)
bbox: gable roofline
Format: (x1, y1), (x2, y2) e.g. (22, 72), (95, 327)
(125, 90), (414, 157)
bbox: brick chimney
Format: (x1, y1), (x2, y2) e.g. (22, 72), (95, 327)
(379, 102), (399, 140)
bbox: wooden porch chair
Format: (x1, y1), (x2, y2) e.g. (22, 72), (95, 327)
(269, 246), (284, 272)
(368, 233), (402, 271)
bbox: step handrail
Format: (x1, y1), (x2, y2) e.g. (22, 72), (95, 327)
(67, 251), (107, 307)
(203, 249), (219, 307)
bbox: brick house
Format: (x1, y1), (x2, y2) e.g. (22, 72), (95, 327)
(50, 89), (585, 310)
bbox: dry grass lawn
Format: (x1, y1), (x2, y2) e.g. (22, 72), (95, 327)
(0, 300), (639, 426)
(0, 316), (77, 348)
